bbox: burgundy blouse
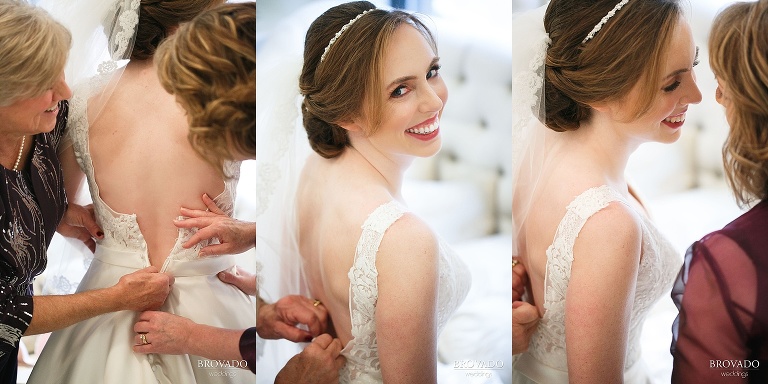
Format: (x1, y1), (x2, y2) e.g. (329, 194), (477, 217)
(240, 327), (255, 374)
(0, 100), (67, 382)
(671, 199), (768, 383)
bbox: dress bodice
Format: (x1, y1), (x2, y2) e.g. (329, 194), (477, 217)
(67, 88), (239, 267)
(339, 201), (472, 383)
(518, 185), (681, 382)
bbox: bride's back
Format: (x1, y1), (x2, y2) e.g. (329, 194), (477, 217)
(88, 60), (224, 267)
(296, 150), (392, 345)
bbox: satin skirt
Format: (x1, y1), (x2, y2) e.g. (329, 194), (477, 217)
(29, 245), (256, 384)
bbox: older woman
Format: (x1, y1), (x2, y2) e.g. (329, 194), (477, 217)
(0, 2), (172, 382)
(130, 3), (345, 383)
(671, 1), (768, 382)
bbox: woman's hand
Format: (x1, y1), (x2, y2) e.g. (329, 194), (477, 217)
(133, 311), (194, 355)
(218, 266), (257, 296)
(113, 266), (175, 311)
(257, 295), (329, 342)
(512, 301), (540, 355)
(56, 203), (103, 252)
(512, 258), (528, 302)
(173, 194), (256, 257)
(276, 334), (346, 384)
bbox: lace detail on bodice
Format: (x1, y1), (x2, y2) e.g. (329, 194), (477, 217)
(67, 84), (239, 265)
(528, 185), (681, 373)
(339, 201), (471, 383)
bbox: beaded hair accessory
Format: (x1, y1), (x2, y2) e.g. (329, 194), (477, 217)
(582, 0), (630, 44)
(320, 8), (374, 63)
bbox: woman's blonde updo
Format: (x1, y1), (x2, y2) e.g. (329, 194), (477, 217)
(300, 1), (436, 158)
(156, 2), (255, 174)
(709, 0), (768, 206)
(543, 0), (681, 132)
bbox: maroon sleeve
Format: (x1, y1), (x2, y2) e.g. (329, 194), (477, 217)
(672, 234), (757, 383)
(239, 327), (256, 374)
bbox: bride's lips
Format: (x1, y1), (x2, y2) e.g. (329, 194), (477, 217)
(405, 115), (440, 141)
(662, 110), (687, 129)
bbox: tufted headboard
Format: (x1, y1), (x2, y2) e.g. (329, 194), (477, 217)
(404, 17), (513, 239)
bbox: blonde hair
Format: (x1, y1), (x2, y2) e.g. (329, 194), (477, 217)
(156, 2), (255, 174)
(300, 1), (437, 158)
(709, 0), (768, 207)
(0, 0), (71, 106)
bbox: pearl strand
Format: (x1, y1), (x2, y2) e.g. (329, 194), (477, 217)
(12, 135), (25, 171)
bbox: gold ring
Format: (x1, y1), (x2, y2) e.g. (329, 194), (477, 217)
(313, 299), (322, 307)
(140, 333), (149, 345)
(512, 259), (519, 268)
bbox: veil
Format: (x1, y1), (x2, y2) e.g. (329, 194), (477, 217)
(511, 4), (557, 259)
(254, 13), (312, 378)
(36, 0), (138, 295)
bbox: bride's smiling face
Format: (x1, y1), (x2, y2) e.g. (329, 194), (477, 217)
(613, 16), (702, 143)
(354, 24), (447, 158)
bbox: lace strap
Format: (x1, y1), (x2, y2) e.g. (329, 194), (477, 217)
(544, 185), (625, 306)
(347, 201), (406, 333)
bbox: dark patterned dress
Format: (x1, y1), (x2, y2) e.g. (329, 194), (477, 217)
(0, 100), (67, 383)
(671, 199), (768, 383)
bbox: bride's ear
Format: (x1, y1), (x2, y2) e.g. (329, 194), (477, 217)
(336, 117), (365, 133)
(588, 101), (609, 114)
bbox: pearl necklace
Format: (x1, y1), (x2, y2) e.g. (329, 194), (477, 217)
(12, 135), (25, 171)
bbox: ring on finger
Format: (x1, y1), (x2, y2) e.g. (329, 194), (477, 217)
(140, 333), (149, 345)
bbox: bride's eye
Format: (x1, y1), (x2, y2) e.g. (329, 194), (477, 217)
(693, 46), (700, 68)
(426, 64), (441, 80)
(391, 85), (410, 98)
(663, 80), (681, 93)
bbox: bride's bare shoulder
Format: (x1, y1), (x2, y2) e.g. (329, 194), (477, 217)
(376, 212), (439, 270)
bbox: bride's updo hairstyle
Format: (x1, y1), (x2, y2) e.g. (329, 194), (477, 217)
(131, 0), (221, 61)
(300, 1), (437, 158)
(544, 0), (682, 132)
(709, 1), (768, 206)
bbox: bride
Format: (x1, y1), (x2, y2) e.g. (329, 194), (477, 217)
(28, 1), (254, 383)
(261, 1), (471, 382)
(512, 1), (700, 383)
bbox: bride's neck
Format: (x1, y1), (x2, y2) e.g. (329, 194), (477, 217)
(126, 58), (155, 73)
(568, 120), (639, 184)
(344, 140), (411, 197)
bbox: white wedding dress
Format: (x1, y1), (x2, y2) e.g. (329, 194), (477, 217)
(512, 185), (681, 383)
(28, 90), (256, 384)
(338, 201), (472, 383)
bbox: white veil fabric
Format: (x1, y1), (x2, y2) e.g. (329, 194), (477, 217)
(39, 0), (137, 133)
(511, 4), (557, 259)
(37, 0), (139, 296)
(254, 24), (312, 379)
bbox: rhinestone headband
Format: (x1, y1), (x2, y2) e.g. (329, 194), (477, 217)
(320, 8), (374, 63)
(582, 0), (630, 44)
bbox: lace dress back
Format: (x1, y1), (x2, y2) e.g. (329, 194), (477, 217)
(67, 92), (239, 265)
(29, 85), (255, 384)
(513, 185), (681, 384)
(339, 201), (471, 383)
